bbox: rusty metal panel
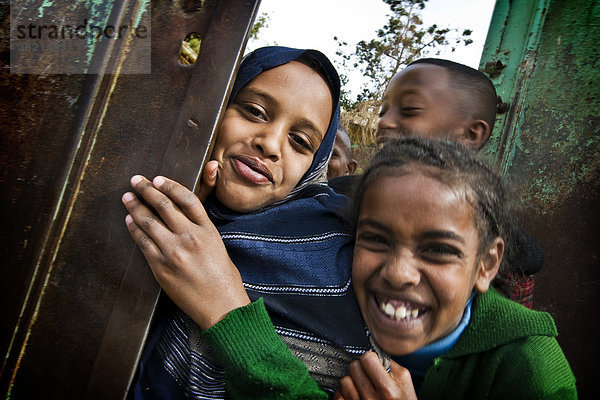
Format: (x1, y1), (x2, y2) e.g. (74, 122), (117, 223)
(480, 0), (599, 397)
(0, 0), (260, 398)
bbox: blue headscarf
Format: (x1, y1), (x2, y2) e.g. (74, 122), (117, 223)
(225, 46), (341, 201)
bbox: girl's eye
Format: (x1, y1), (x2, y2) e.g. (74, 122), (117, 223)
(289, 133), (313, 152)
(422, 244), (462, 260)
(356, 232), (391, 250)
(243, 104), (266, 120)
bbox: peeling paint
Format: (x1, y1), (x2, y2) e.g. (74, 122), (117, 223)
(81, 0), (115, 72)
(133, 0), (150, 28)
(37, 0), (54, 18)
(483, 0), (600, 214)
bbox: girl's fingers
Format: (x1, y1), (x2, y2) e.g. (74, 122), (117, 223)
(122, 190), (171, 248)
(387, 360), (417, 398)
(124, 213), (161, 260)
(152, 175), (211, 227)
(356, 355), (417, 400)
(388, 360), (411, 381)
(129, 175), (190, 232)
(196, 160), (219, 202)
(357, 351), (393, 387)
(335, 376), (359, 400)
(348, 357), (377, 398)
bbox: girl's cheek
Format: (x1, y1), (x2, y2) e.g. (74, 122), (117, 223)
(352, 253), (376, 286)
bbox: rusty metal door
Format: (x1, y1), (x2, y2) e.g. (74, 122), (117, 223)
(479, 0), (599, 397)
(0, 0), (260, 398)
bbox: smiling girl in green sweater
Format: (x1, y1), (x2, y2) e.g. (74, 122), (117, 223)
(138, 138), (577, 399)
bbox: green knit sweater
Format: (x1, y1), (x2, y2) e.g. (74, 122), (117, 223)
(203, 289), (577, 399)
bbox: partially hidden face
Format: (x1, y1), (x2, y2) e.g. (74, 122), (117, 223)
(376, 64), (467, 147)
(352, 169), (497, 356)
(327, 130), (353, 179)
(211, 61), (333, 212)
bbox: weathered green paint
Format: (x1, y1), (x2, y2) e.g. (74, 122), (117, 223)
(29, 0), (151, 73)
(480, 0), (551, 176)
(37, 0), (54, 18)
(480, 1), (600, 397)
(67, 0), (115, 71)
(481, 0), (600, 214)
(132, 0), (150, 28)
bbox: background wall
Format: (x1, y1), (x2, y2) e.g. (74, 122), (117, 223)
(480, 1), (599, 397)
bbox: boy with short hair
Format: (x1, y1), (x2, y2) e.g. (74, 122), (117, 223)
(376, 58), (497, 150)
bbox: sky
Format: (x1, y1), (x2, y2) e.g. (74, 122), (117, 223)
(247, 0), (497, 99)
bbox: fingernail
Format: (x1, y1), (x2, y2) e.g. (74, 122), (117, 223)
(211, 169), (217, 179)
(125, 214), (133, 224)
(131, 175), (142, 185)
(122, 192), (135, 202)
(153, 176), (165, 188)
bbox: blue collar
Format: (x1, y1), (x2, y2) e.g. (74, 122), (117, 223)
(392, 292), (475, 377)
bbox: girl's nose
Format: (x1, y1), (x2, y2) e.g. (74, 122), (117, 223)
(253, 123), (285, 161)
(380, 254), (421, 288)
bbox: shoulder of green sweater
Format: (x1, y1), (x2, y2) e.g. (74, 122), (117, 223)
(445, 287), (558, 357)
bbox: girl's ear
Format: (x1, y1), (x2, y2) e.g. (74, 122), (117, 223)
(474, 237), (504, 293)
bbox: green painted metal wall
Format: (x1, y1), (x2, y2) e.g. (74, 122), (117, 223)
(480, 0), (599, 397)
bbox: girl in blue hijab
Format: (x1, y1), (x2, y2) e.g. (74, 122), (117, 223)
(125, 46), (369, 398)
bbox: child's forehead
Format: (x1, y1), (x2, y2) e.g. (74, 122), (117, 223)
(386, 64), (452, 97)
(246, 61), (324, 89)
(371, 164), (471, 201)
(370, 169), (476, 217)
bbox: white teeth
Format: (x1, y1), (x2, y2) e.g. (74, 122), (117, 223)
(395, 306), (407, 320)
(379, 300), (422, 321)
(384, 303), (396, 318)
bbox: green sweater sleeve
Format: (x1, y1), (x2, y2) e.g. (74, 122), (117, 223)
(202, 298), (329, 400)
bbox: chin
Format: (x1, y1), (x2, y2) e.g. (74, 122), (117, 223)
(372, 333), (423, 357)
(214, 183), (257, 212)
(219, 196), (261, 213)
(219, 191), (277, 213)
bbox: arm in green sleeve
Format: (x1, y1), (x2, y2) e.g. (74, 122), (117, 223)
(202, 298), (329, 400)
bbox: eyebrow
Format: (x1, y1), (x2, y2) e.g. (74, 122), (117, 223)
(357, 218), (466, 244)
(236, 87), (274, 107)
(238, 87), (326, 141)
(420, 230), (466, 244)
(295, 116), (325, 142)
(395, 88), (423, 103)
(357, 218), (394, 235)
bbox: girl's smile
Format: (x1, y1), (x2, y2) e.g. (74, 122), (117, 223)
(352, 168), (498, 356)
(232, 155), (273, 184)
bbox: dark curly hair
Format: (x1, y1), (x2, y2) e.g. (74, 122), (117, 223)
(350, 137), (518, 274)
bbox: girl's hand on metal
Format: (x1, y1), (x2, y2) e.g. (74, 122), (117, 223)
(122, 174), (250, 329)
